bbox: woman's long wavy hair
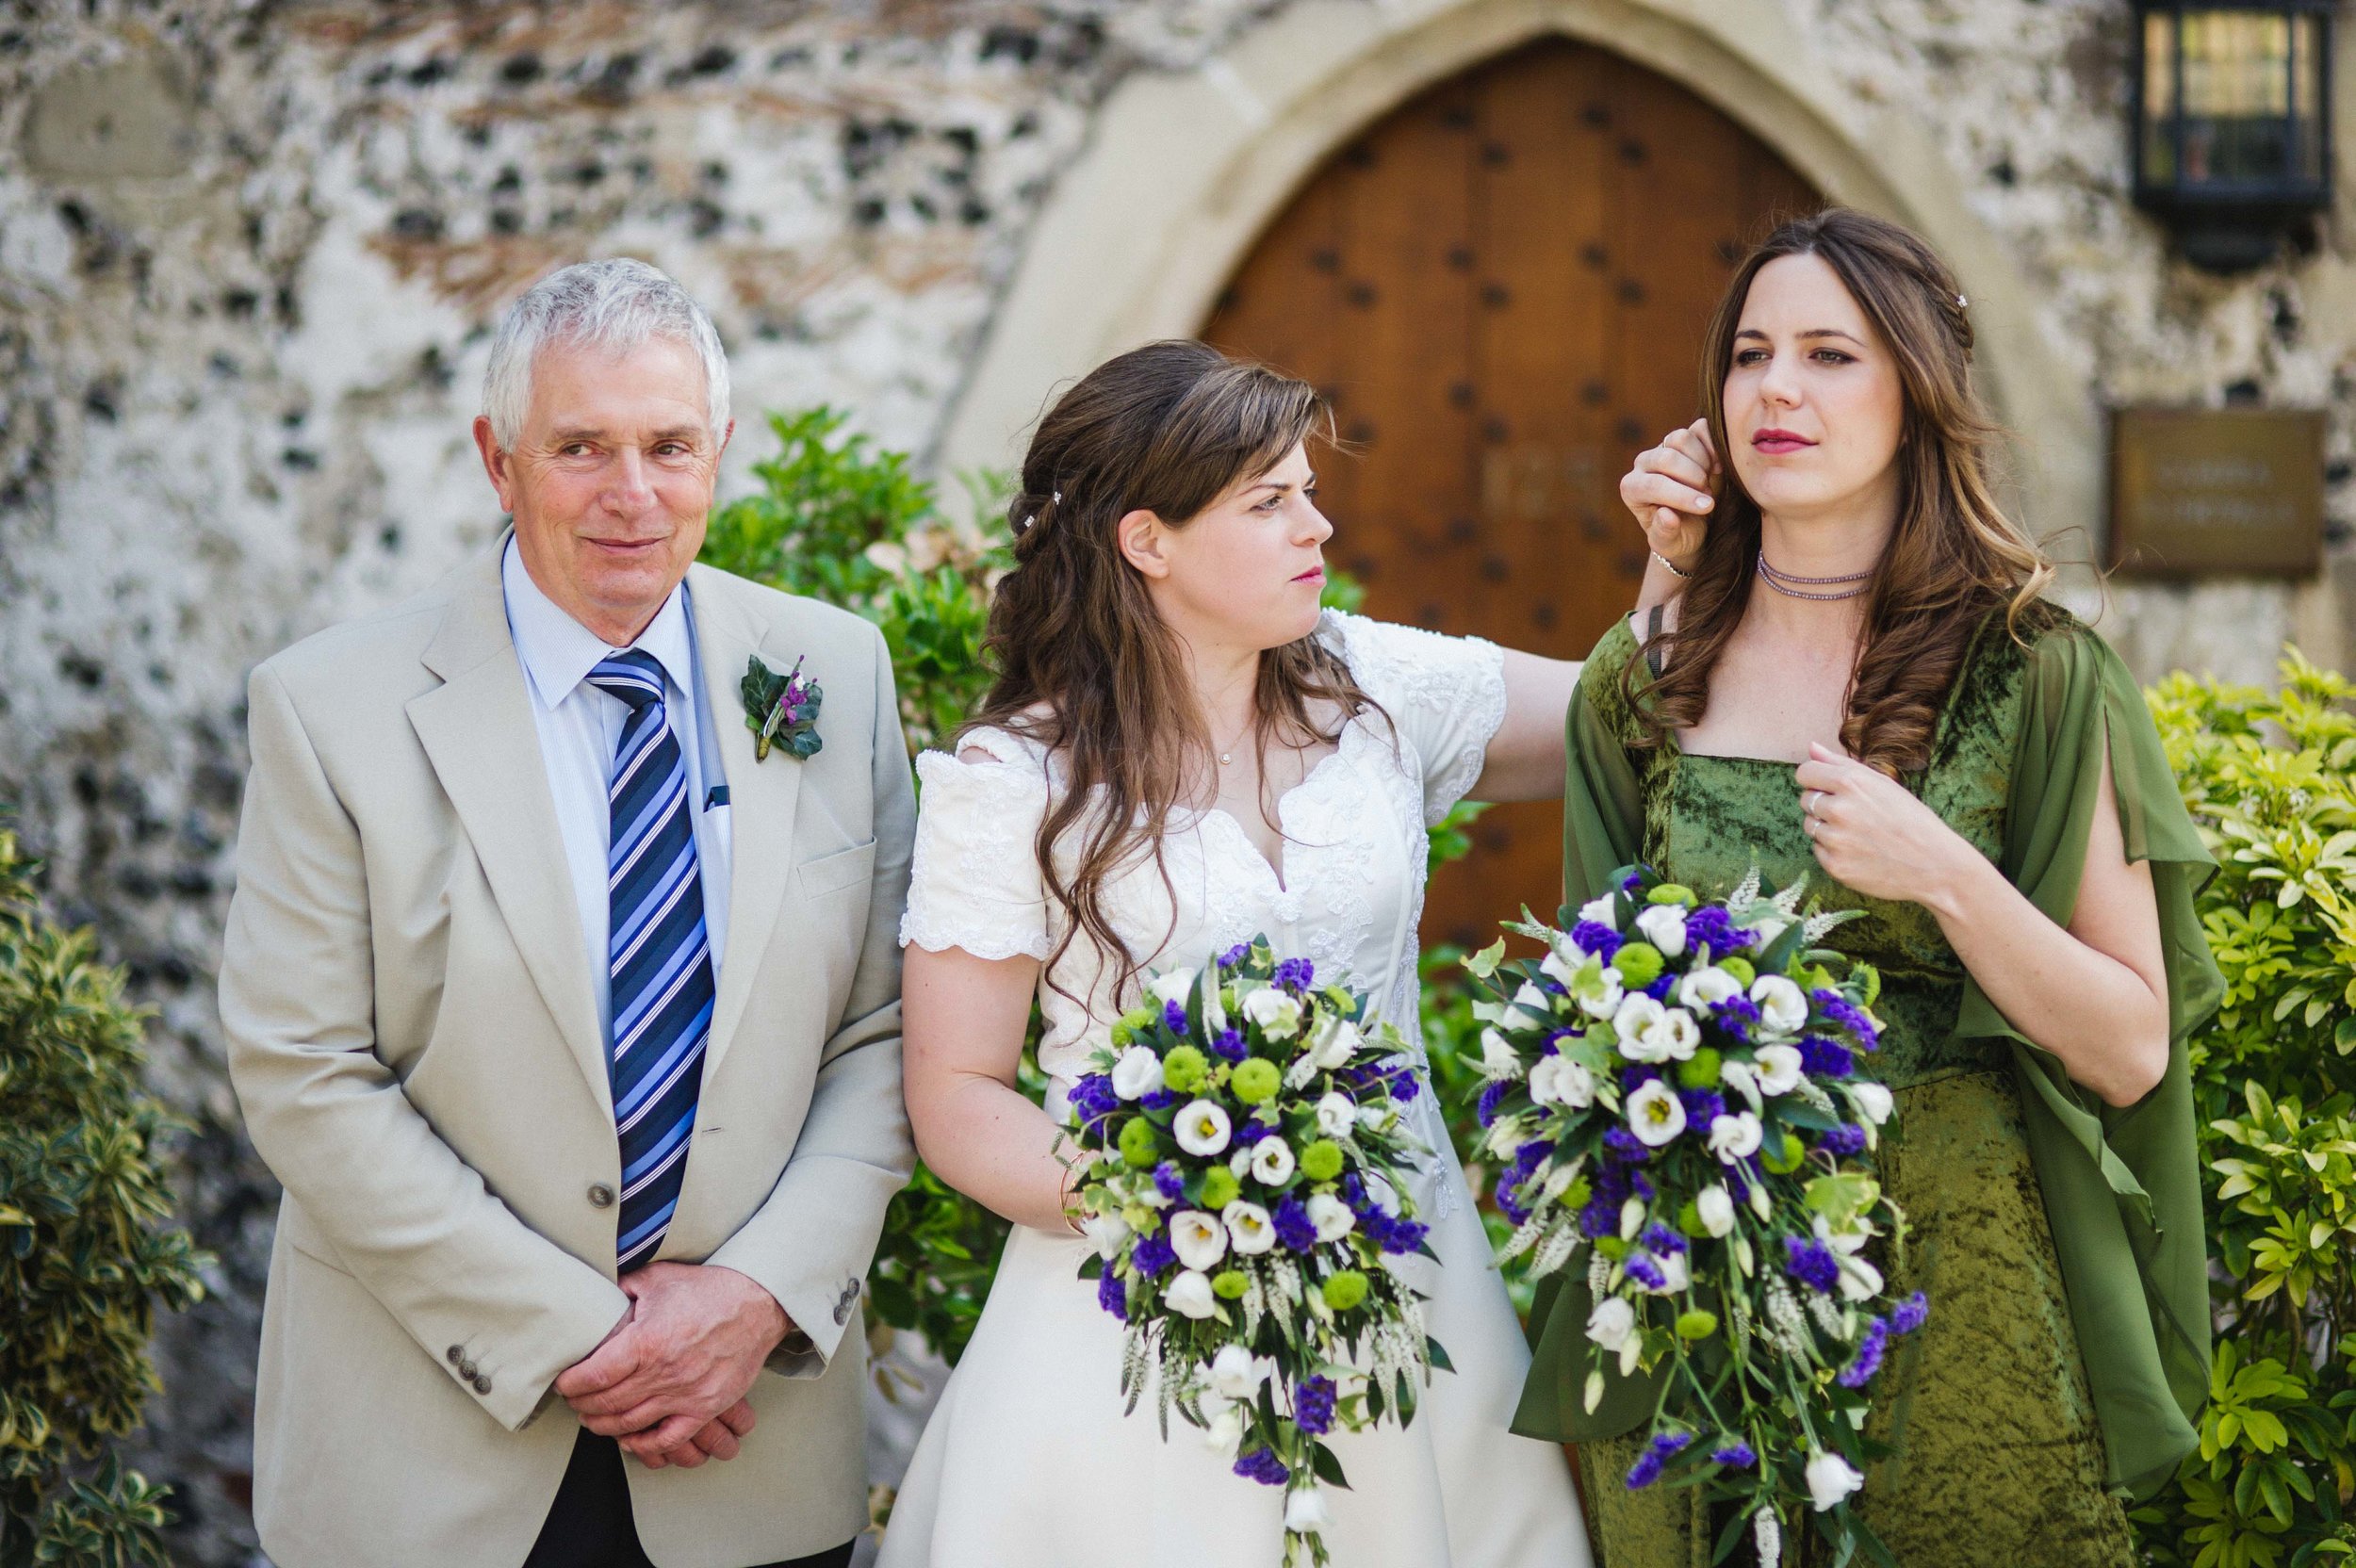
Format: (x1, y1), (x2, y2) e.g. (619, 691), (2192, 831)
(1628, 208), (2056, 776)
(967, 340), (1381, 999)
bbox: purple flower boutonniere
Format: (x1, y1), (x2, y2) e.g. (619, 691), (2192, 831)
(740, 654), (824, 761)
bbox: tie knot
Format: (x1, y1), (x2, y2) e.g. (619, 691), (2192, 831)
(588, 649), (667, 713)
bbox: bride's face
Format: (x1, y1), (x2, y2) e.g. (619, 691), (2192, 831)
(1125, 441), (1333, 652)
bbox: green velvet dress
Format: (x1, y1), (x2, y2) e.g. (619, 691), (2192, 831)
(1515, 607), (2223, 1567)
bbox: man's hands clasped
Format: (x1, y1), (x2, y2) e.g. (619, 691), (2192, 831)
(555, 1263), (794, 1469)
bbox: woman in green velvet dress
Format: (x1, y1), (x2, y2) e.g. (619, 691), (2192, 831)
(1514, 210), (2221, 1566)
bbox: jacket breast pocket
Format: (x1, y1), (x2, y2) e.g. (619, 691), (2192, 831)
(794, 839), (876, 900)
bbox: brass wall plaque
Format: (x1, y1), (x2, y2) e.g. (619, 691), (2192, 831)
(2110, 407), (2325, 577)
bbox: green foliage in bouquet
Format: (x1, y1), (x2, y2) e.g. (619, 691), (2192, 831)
(0, 829), (209, 1567)
(2135, 654), (2356, 1568)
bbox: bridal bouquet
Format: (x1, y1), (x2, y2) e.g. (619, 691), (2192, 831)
(1065, 939), (1445, 1567)
(1463, 866), (1924, 1568)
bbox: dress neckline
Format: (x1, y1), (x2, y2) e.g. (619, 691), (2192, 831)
(1193, 722), (1361, 892)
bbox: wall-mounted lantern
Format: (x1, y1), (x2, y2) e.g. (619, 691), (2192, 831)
(2133, 0), (2335, 270)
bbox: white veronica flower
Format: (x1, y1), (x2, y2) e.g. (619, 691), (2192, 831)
(1284, 1485), (1332, 1533)
(1754, 1044), (1806, 1096)
(1209, 1343), (1271, 1399)
(1848, 1081), (1895, 1127)
(1251, 1137), (1296, 1186)
(1306, 1192), (1356, 1242)
(1677, 965), (1745, 1013)
(1308, 1018), (1363, 1070)
(1163, 1269), (1217, 1319)
(1529, 1054), (1595, 1108)
(1720, 1057), (1763, 1112)
(1111, 1045), (1165, 1101)
(1805, 1450), (1864, 1511)
(1634, 903), (1690, 956)
(1223, 1200), (1277, 1254)
(1585, 1294), (1636, 1350)
(1613, 994), (1667, 1056)
(1695, 1184), (1736, 1238)
(1079, 1210), (1133, 1260)
(1316, 1092), (1357, 1137)
(1750, 975), (1809, 1037)
(1147, 968), (1198, 1006)
(1240, 987), (1302, 1039)
(1708, 1110), (1763, 1163)
(1627, 1079), (1688, 1146)
(1170, 1209), (1228, 1271)
(1578, 893), (1619, 930)
(1480, 1026), (1522, 1079)
(1174, 1099), (1233, 1157)
(1638, 1007), (1701, 1063)
(1754, 1508), (1783, 1567)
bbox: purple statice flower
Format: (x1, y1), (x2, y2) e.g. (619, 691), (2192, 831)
(1678, 1088), (1727, 1126)
(1294, 1376), (1338, 1438)
(1219, 941), (1253, 971)
(1097, 1267), (1128, 1319)
(1496, 1140), (1553, 1223)
(1799, 1036), (1856, 1079)
(1624, 1429), (1692, 1490)
(1814, 990), (1882, 1052)
(1628, 1170), (1656, 1201)
(1210, 1026), (1248, 1063)
(1644, 973), (1677, 1001)
(1359, 1208), (1429, 1256)
(1819, 1122), (1868, 1157)
(1891, 1291), (1929, 1334)
(1838, 1315), (1891, 1388)
(1570, 921), (1625, 961)
(1387, 1065), (1423, 1103)
(1710, 993), (1760, 1043)
(1069, 1073), (1120, 1129)
(1783, 1233), (1841, 1296)
(1153, 1161), (1186, 1202)
(1603, 1127), (1653, 1165)
(1639, 1222), (1689, 1257)
(1711, 1441), (1758, 1469)
(1620, 1065), (1662, 1093)
(1579, 1200), (1619, 1239)
(1140, 1088), (1180, 1112)
(1272, 957), (1316, 993)
(1234, 1448), (1291, 1487)
(1477, 1080), (1510, 1128)
(1625, 1252), (1666, 1290)
(1620, 871), (1646, 896)
(1163, 1000), (1190, 1036)
(1541, 1028), (1572, 1055)
(1131, 1229), (1177, 1278)
(1681, 905), (1755, 955)
(1273, 1196), (1317, 1254)
(1228, 1117), (1272, 1147)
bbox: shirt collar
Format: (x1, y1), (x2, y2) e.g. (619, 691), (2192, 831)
(500, 535), (699, 712)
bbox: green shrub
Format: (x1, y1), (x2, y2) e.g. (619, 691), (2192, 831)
(2135, 652), (2356, 1568)
(0, 829), (208, 1567)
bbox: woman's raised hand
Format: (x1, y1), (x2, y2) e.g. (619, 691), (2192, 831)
(1793, 743), (1974, 903)
(1621, 418), (1718, 574)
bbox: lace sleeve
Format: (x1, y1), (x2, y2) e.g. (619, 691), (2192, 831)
(1326, 611), (1510, 826)
(898, 728), (1055, 962)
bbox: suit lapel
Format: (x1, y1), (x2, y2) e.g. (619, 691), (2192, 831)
(694, 567), (804, 1083)
(407, 545), (612, 1118)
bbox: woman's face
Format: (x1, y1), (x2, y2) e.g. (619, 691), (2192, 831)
(1722, 253), (1906, 528)
(1135, 440), (1333, 653)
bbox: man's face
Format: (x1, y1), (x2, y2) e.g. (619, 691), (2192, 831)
(473, 334), (731, 645)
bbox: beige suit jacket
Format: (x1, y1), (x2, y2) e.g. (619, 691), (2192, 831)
(221, 542), (916, 1568)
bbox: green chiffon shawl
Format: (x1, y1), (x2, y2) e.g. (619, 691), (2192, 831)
(1514, 613), (2223, 1500)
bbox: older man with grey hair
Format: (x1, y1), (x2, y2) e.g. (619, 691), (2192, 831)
(221, 257), (915, 1568)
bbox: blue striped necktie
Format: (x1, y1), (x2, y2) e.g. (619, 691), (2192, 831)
(588, 649), (715, 1272)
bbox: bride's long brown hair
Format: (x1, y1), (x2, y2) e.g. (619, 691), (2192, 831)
(1628, 208), (2056, 775)
(967, 340), (1382, 997)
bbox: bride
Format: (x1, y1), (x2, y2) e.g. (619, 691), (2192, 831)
(877, 340), (1678, 1566)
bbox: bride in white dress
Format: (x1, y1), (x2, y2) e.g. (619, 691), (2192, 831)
(878, 342), (1668, 1567)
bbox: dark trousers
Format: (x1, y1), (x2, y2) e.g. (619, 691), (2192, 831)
(524, 1428), (857, 1568)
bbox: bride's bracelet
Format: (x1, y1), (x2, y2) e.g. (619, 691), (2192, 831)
(1653, 549), (1693, 580)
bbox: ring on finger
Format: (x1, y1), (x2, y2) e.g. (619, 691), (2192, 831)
(1803, 789), (1824, 817)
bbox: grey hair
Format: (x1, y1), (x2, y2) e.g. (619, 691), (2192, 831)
(481, 257), (731, 449)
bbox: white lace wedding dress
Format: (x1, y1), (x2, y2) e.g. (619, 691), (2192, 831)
(876, 611), (1593, 1568)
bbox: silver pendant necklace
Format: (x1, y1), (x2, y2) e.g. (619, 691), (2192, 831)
(1756, 553), (1872, 601)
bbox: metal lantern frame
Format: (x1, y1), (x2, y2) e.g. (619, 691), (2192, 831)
(2132, 0), (2337, 270)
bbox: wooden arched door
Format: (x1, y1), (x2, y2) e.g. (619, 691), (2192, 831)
(1203, 37), (1822, 949)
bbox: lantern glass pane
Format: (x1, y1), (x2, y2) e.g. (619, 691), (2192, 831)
(2143, 12), (2178, 183)
(2180, 9), (2296, 184)
(2291, 12), (2325, 182)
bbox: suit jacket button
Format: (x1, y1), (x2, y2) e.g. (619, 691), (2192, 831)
(460, 1359), (478, 1380)
(588, 1184), (616, 1209)
(473, 1374), (492, 1395)
(447, 1345), (465, 1365)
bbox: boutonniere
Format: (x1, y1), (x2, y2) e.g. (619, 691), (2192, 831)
(741, 654), (824, 761)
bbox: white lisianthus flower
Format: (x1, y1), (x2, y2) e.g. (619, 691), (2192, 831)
(1634, 903), (1690, 956)
(1750, 1180), (1773, 1220)
(1529, 1054), (1595, 1108)
(1203, 1398), (1245, 1454)
(1804, 1450), (1864, 1511)
(1638, 1006), (1701, 1063)
(1163, 1269), (1217, 1319)
(1579, 893), (1619, 930)
(1695, 1183), (1737, 1238)
(1620, 1197), (1647, 1240)
(1284, 1485), (1332, 1533)
(1147, 968), (1198, 1006)
(1174, 1099), (1233, 1157)
(1837, 1252), (1886, 1304)
(1720, 1057), (1762, 1112)
(1079, 1210), (1133, 1261)
(1540, 946), (1579, 988)
(1627, 1079), (1688, 1147)
(1708, 1110), (1763, 1164)
(1308, 1017), (1363, 1070)
(1316, 1092), (1357, 1137)
(1585, 1294), (1636, 1350)
(1251, 1137), (1296, 1186)
(1480, 1026), (1522, 1079)
(1240, 987), (1302, 1039)
(1223, 1200), (1277, 1254)
(1574, 961), (1628, 1021)
(1306, 1192), (1356, 1242)
(1170, 1209), (1228, 1271)
(1112, 1045), (1165, 1101)
(1209, 1343), (1271, 1399)
(1848, 1081), (1895, 1127)
(1485, 1115), (1528, 1161)
(1512, 981), (1553, 1018)
(1355, 1100), (1397, 1134)
(1753, 1044), (1806, 1097)
(1652, 1250), (1691, 1295)
(1613, 994), (1668, 1058)
(1677, 965), (1745, 1013)
(1750, 974), (1809, 1037)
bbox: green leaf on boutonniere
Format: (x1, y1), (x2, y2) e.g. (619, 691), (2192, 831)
(740, 653), (824, 761)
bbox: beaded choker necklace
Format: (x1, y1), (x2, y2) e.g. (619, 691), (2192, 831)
(1756, 554), (1872, 602)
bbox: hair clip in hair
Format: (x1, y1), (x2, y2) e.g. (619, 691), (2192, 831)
(1955, 293), (1968, 309)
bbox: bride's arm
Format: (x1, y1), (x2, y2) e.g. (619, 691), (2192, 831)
(902, 943), (1080, 1233)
